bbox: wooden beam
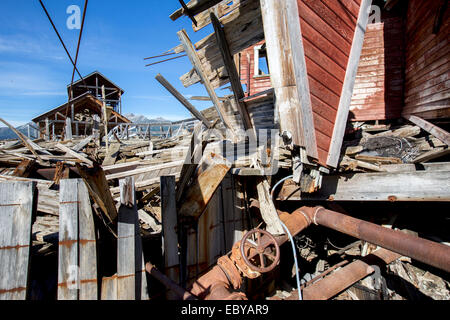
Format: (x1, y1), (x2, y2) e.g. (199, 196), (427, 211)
(0, 181), (36, 300)
(105, 160), (184, 181)
(155, 74), (212, 128)
(177, 29), (236, 137)
(72, 135), (94, 152)
(160, 176), (179, 294)
(327, 0), (373, 168)
(285, 0), (318, 159)
(260, 0), (319, 158)
(55, 143), (94, 167)
(170, 0), (223, 21)
(278, 170), (450, 202)
(405, 115), (450, 146)
(210, 12), (253, 131)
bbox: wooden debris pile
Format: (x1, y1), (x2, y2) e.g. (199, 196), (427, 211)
(339, 121), (450, 173)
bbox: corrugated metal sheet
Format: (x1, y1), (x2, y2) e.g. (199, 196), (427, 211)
(402, 0), (450, 119)
(350, 16), (405, 121)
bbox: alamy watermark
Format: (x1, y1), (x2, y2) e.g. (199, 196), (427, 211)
(66, 5), (81, 30)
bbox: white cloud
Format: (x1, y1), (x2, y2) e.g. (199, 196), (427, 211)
(0, 34), (65, 60)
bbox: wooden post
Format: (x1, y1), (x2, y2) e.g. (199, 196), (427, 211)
(45, 118), (50, 141)
(65, 117), (73, 141)
(160, 176), (179, 290)
(102, 85), (109, 152)
(78, 180), (98, 300)
(0, 181), (36, 300)
(58, 179), (79, 300)
(75, 122), (79, 137)
(118, 177), (148, 300)
(260, 0), (318, 159)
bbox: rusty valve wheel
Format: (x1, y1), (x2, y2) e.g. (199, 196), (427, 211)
(240, 229), (280, 273)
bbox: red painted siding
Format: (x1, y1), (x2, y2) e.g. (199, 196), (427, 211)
(240, 40), (272, 96)
(349, 15), (405, 121)
(402, 0), (450, 119)
(298, 0), (359, 165)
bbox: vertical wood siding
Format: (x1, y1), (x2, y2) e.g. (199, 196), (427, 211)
(402, 0), (450, 119)
(350, 15), (405, 120)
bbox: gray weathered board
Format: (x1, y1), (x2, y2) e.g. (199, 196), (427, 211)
(161, 176), (179, 288)
(117, 177), (149, 300)
(279, 170), (450, 201)
(0, 181), (36, 300)
(58, 179), (97, 300)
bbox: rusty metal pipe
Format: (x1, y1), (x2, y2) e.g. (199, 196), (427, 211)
(279, 248), (400, 300)
(145, 262), (197, 300)
(297, 206), (450, 273)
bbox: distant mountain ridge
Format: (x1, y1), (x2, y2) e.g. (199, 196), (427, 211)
(124, 113), (170, 124)
(0, 123), (32, 140)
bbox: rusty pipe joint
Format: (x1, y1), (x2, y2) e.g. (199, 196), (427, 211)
(293, 206), (450, 274)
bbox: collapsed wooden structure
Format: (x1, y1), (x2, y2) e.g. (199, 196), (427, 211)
(0, 0), (449, 301)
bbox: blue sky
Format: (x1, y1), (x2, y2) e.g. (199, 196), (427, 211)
(0, 0), (217, 127)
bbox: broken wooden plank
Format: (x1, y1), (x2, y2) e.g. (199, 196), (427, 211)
(340, 155), (386, 172)
(72, 135), (94, 152)
(155, 74), (212, 128)
(102, 143), (120, 166)
(12, 159), (36, 178)
(0, 181), (36, 300)
(354, 155), (402, 165)
(405, 115), (450, 146)
(77, 163), (118, 225)
(170, 0), (223, 21)
(55, 143), (93, 167)
(178, 152), (231, 218)
(177, 29), (236, 137)
(211, 12), (253, 131)
(0, 117), (45, 164)
(176, 122), (205, 203)
(371, 125), (421, 139)
(278, 170), (450, 202)
(256, 177), (284, 235)
(413, 147), (450, 163)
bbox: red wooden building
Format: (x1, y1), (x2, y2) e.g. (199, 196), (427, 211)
(237, 0), (449, 167)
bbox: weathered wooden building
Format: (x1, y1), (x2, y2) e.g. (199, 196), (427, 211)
(32, 71), (130, 140)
